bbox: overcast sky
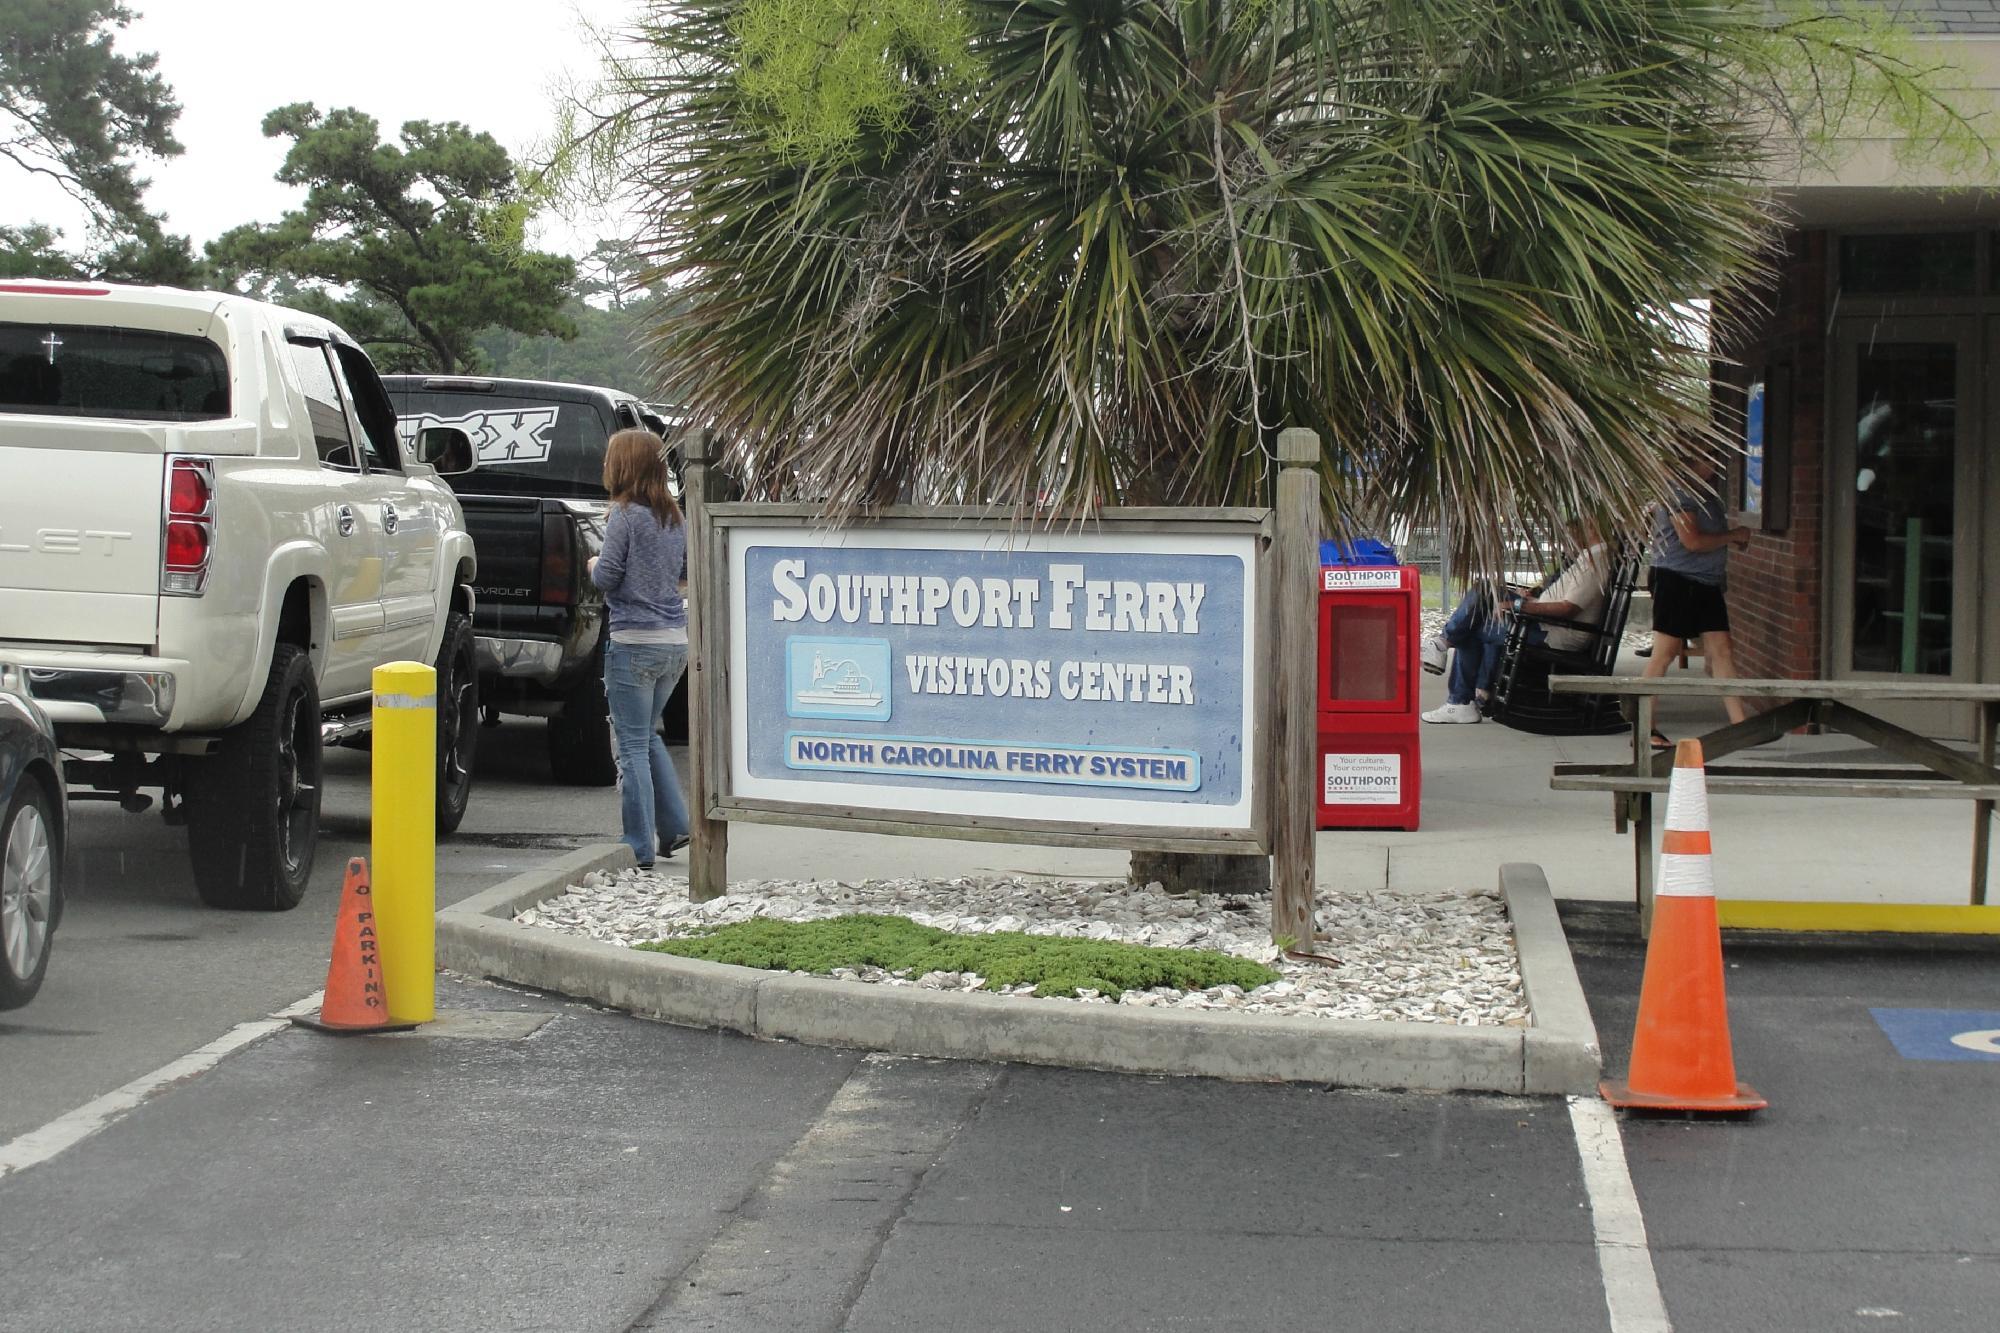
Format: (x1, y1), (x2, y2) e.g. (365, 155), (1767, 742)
(11, 0), (638, 259)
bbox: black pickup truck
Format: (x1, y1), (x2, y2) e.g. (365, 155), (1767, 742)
(386, 375), (685, 784)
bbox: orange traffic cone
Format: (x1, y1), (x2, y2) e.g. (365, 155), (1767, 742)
(1601, 740), (1766, 1113)
(293, 858), (418, 1035)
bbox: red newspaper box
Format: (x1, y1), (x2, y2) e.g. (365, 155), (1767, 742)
(1315, 564), (1422, 830)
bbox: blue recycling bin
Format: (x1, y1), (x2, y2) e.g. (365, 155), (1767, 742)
(1318, 537), (1398, 567)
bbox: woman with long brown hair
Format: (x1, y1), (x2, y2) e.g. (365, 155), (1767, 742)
(588, 429), (690, 867)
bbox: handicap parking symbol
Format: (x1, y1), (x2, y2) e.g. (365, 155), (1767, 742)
(1869, 1008), (2000, 1062)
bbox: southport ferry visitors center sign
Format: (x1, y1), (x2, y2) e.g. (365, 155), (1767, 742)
(725, 520), (1261, 841)
(678, 427), (1322, 944)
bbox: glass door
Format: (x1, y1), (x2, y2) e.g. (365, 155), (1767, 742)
(1986, 318), (2000, 710)
(1828, 317), (1982, 734)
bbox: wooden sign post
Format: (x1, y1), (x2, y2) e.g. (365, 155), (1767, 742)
(683, 435), (729, 903)
(1270, 428), (1321, 949)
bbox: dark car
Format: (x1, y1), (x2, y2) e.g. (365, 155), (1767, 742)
(383, 376), (687, 784)
(1, 670), (65, 1009)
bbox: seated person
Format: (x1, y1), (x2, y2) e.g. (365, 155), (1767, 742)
(1420, 531), (1613, 725)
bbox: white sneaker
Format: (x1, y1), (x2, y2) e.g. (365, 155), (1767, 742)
(1420, 636), (1447, 675)
(1422, 701), (1482, 724)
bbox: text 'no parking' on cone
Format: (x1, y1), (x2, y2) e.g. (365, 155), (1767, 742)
(1601, 740), (1766, 1113)
(293, 857), (418, 1035)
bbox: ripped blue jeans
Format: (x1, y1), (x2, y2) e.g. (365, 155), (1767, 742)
(603, 638), (691, 863)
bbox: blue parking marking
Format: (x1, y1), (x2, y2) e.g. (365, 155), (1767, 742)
(1869, 1008), (2000, 1062)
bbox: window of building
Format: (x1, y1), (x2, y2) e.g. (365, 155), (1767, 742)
(1838, 233), (1977, 295)
(1849, 342), (1956, 675)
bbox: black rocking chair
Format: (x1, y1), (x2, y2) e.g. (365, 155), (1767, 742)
(1484, 548), (1643, 736)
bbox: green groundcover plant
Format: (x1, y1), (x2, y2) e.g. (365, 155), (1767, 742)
(639, 913), (1279, 999)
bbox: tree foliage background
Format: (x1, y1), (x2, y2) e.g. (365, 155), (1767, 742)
(0, 5), (656, 386)
(0, 0), (199, 281)
(208, 104), (577, 374)
(569, 0), (1980, 559)
(476, 240), (683, 392)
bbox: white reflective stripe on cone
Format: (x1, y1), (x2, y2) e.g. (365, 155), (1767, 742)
(1657, 852), (1715, 898)
(1662, 766), (1710, 833)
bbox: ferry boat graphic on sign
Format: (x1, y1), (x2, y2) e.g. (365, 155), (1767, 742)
(786, 637), (893, 721)
(796, 663), (883, 709)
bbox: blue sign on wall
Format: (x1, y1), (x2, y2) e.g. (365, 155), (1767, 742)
(727, 525), (1260, 832)
(1744, 379), (1765, 514)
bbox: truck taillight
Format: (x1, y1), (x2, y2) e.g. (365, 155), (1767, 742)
(163, 456), (214, 596)
(541, 512), (574, 607)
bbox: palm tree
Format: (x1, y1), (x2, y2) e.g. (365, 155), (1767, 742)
(576, 0), (1974, 888)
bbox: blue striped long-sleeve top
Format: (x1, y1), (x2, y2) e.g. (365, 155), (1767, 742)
(590, 502), (687, 634)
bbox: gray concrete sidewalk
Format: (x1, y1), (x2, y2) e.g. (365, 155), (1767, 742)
(1373, 664), (1990, 908)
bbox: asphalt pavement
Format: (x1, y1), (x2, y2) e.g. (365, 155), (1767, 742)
(1567, 906), (2000, 1331)
(7, 713), (2000, 1330)
(0, 719), (627, 1143)
(0, 976), (1604, 1333)
(5, 917), (1997, 1329)
(0, 717), (1128, 1145)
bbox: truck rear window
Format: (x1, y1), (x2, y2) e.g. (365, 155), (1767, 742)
(0, 323), (230, 421)
(387, 389), (612, 499)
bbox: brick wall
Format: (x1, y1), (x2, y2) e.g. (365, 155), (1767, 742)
(1720, 230), (1825, 681)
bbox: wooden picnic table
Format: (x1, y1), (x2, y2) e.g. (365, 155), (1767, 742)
(1546, 675), (2000, 925)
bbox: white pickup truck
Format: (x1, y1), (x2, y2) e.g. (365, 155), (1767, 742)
(0, 280), (480, 910)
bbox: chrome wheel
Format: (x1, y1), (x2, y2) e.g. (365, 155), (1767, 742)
(444, 652), (477, 795)
(2, 800), (54, 983)
(276, 680), (319, 879)
(433, 613), (478, 834)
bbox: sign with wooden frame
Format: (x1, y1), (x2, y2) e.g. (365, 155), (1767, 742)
(706, 506), (1272, 851)
(681, 429), (1325, 947)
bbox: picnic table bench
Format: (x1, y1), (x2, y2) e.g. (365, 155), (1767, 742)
(1546, 676), (2000, 926)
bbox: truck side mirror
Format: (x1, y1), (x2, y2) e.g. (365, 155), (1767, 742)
(416, 426), (474, 474)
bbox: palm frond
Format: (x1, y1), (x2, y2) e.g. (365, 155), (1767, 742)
(586, 0), (1970, 565)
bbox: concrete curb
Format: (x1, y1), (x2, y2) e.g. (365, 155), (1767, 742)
(1502, 863), (1603, 1093)
(438, 847), (1601, 1094)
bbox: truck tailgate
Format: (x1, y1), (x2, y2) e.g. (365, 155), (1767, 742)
(0, 436), (162, 646)
(458, 495), (546, 635)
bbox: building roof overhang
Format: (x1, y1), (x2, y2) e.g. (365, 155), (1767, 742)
(1769, 30), (2000, 227)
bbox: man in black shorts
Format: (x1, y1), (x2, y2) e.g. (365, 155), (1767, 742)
(1641, 460), (1755, 739)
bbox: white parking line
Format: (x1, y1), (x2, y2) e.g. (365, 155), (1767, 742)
(1569, 1094), (1673, 1333)
(0, 991), (321, 1182)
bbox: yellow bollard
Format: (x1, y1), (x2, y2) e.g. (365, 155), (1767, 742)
(371, 660), (436, 1024)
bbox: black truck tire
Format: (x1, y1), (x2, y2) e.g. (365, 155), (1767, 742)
(547, 649), (617, 786)
(186, 644), (321, 911)
(434, 610), (478, 834)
